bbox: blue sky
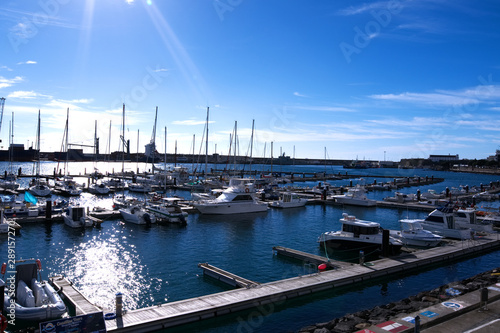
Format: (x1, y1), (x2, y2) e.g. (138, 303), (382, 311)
(1, 0), (499, 161)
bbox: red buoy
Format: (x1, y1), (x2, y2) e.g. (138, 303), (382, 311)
(318, 263), (327, 271)
(1, 263), (6, 275)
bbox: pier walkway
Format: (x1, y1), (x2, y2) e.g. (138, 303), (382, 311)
(103, 235), (500, 332)
(198, 263), (259, 288)
(50, 275), (101, 315)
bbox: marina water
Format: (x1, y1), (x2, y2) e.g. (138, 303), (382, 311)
(1, 161), (500, 332)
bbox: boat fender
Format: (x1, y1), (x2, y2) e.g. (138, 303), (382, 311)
(104, 313), (116, 320)
(36, 259), (42, 271)
(144, 213), (152, 225)
(1, 314), (8, 332)
(130, 207), (136, 214)
(245, 187), (249, 193)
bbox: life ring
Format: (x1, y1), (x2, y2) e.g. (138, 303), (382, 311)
(1, 314), (7, 332)
(104, 313), (117, 320)
(245, 188), (250, 193)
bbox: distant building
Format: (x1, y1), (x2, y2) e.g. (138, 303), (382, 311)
(429, 154), (459, 163)
(486, 149), (500, 162)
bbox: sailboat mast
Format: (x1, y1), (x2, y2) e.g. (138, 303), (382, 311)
(36, 110), (41, 176)
(121, 104), (125, 175)
(233, 121), (237, 172)
(249, 119), (254, 174)
(151, 106), (158, 174)
(205, 106), (209, 175)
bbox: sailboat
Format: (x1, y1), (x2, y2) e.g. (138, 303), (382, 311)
(55, 108), (82, 196)
(29, 110), (52, 197)
(0, 113), (20, 190)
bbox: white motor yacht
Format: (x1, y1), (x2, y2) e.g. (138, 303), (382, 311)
(390, 219), (443, 247)
(120, 205), (157, 224)
(453, 208), (494, 233)
(193, 178), (268, 215)
(318, 213), (403, 254)
(330, 185), (376, 207)
(418, 205), (474, 239)
(63, 206), (94, 228)
(269, 192), (307, 209)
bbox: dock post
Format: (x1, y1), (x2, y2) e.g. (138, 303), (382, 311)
(382, 229), (390, 257)
(116, 292), (123, 316)
(479, 287), (489, 311)
(45, 201), (52, 221)
(414, 315), (420, 332)
(359, 250), (364, 265)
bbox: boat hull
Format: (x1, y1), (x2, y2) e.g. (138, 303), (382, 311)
(319, 238), (402, 255)
(194, 202), (268, 215)
(332, 197), (376, 207)
(2, 281), (66, 321)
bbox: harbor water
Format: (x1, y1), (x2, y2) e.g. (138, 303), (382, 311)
(1, 161), (500, 332)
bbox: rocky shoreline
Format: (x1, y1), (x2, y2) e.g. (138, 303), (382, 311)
(298, 267), (500, 333)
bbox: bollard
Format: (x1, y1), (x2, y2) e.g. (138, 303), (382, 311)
(359, 250), (364, 265)
(414, 315), (420, 333)
(45, 201), (52, 221)
(116, 292), (123, 316)
(479, 287), (488, 311)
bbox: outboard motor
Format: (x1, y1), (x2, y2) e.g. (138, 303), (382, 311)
(144, 213), (152, 225)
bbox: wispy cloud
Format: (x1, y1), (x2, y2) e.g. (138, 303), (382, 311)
(369, 84), (500, 106)
(172, 119), (215, 126)
(293, 92), (308, 97)
(7, 90), (50, 99)
(17, 60), (37, 65)
(0, 66), (13, 72)
(0, 76), (23, 89)
(291, 105), (356, 112)
(336, 1), (393, 16)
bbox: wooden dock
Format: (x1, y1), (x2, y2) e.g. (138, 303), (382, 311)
(198, 263), (259, 288)
(272, 245), (350, 269)
(103, 234), (500, 332)
(50, 276), (101, 315)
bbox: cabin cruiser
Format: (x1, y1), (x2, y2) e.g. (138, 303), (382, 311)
(1, 259), (67, 321)
(193, 178), (268, 215)
(88, 182), (111, 195)
(418, 205), (473, 239)
(318, 213), (403, 254)
(146, 197), (188, 224)
(383, 192), (417, 203)
(63, 206), (95, 228)
(453, 208), (494, 233)
(390, 219), (443, 247)
(269, 192), (307, 208)
(119, 205), (157, 225)
(330, 185), (376, 207)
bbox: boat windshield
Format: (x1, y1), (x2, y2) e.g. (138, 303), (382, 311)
(342, 223), (379, 235)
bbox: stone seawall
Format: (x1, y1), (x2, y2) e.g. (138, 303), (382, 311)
(298, 267), (500, 333)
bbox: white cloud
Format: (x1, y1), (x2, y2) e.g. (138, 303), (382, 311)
(369, 84), (500, 107)
(7, 90), (47, 99)
(172, 119), (215, 126)
(17, 60), (37, 65)
(0, 76), (23, 89)
(0, 66), (13, 72)
(293, 92), (308, 97)
(291, 105), (356, 112)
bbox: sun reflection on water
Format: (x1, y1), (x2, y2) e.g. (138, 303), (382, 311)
(54, 226), (158, 311)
